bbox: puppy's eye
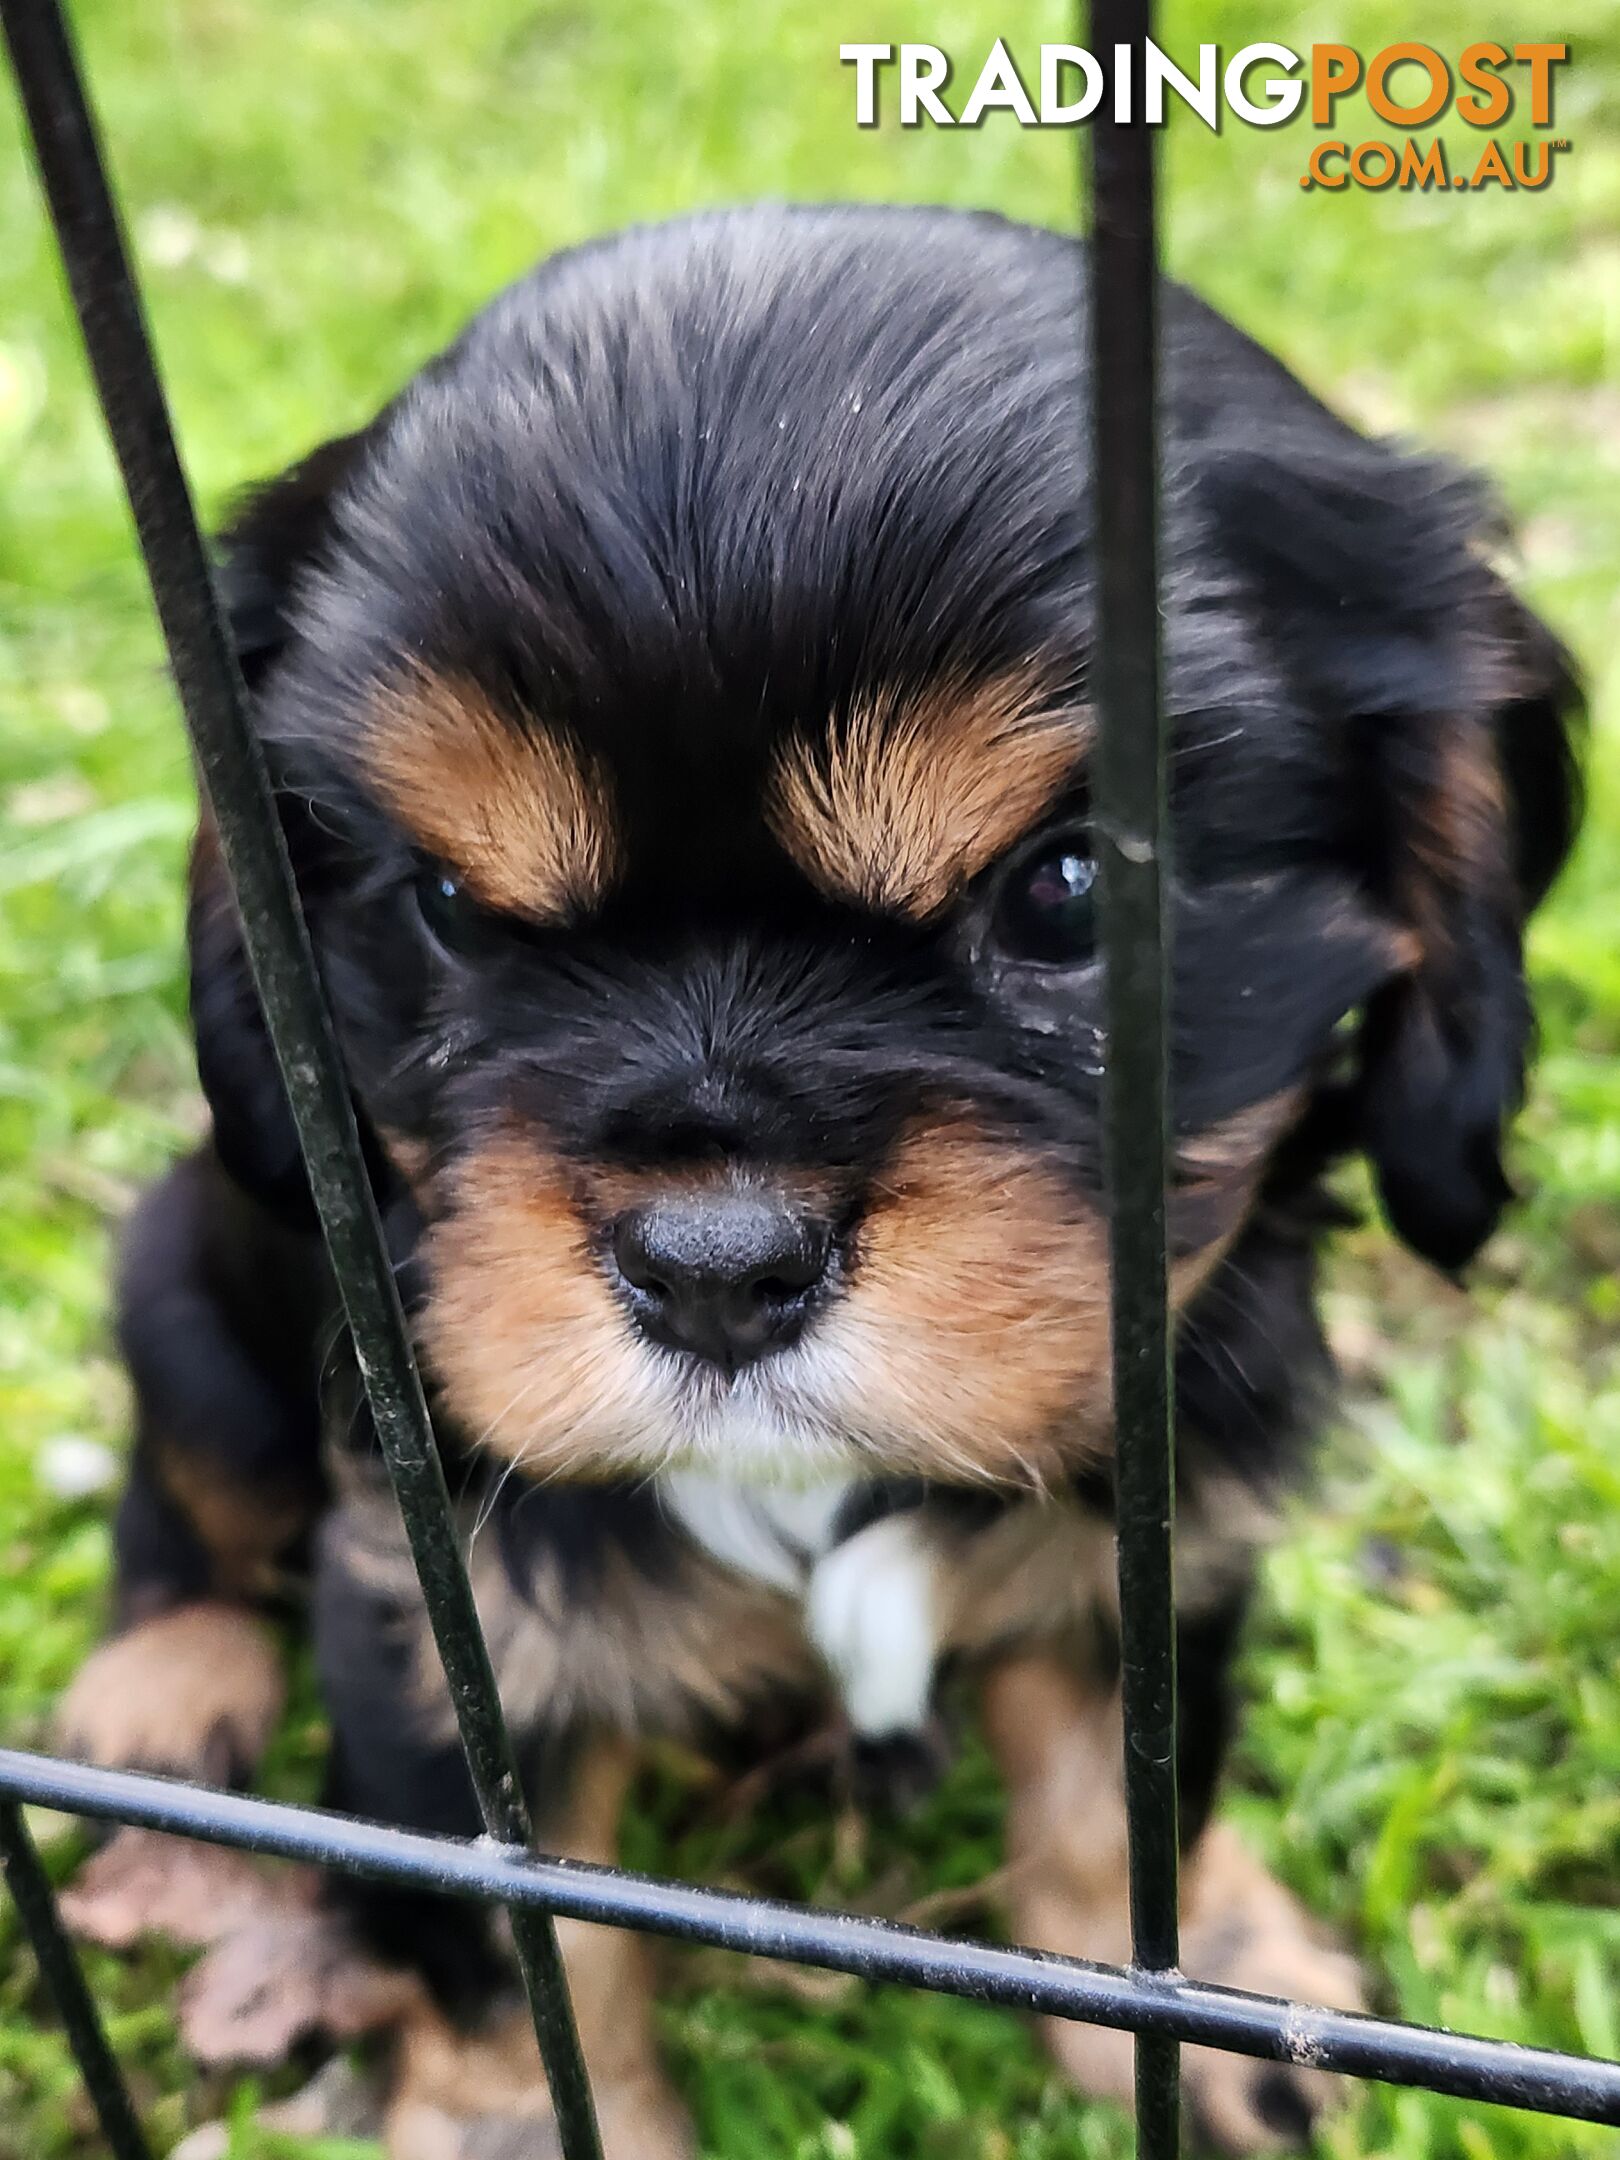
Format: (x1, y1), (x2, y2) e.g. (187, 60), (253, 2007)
(993, 834), (1100, 964)
(413, 866), (495, 958)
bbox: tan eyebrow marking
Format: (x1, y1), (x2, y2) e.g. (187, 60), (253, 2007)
(768, 673), (1088, 920)
(359, 669), (618, 918)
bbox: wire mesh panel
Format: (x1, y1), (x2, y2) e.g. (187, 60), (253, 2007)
(1, 0), (1617, 2152)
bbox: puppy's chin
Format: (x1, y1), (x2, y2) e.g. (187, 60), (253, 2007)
(576, 1353), (867, 1488)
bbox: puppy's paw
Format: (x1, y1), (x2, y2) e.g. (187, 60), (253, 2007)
(1180, 1825), (1365, 2153)
(55, 1603), (284, 1786)
(61, 1828), (288, 1951)
(181, 1903), (421, 2066)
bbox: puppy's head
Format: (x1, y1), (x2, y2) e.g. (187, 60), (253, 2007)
(191, 208), (1579, 1488)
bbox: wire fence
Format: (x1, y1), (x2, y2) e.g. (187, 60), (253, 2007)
(1, 0), (1616, 2153)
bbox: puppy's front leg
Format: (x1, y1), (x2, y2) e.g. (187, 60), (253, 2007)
(383, 1734), (692, 2160)
(315, 1507), (691, 2160)
(981, 1639), (1363, 2154)
(56, 1149), (323, 1790)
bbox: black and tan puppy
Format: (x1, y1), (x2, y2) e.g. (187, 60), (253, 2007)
(58, 205), (1579, 2155)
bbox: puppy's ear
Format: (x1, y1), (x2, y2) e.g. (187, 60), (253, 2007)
(190, 429), (377, 1221)
(1205, 422), (1582, 1270)
(1356, 585), (1580, 1271)
(216, 425), (376, 689)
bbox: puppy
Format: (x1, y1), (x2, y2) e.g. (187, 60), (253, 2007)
(58, 205), (1579, 2155)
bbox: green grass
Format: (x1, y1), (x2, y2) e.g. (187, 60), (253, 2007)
(2, 2), (1617, 2154)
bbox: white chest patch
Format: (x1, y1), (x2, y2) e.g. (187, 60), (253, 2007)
(656, 1471), (939, 1739)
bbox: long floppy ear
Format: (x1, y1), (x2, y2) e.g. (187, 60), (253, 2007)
(1205, 419), (1582, 1272)
(1355, 579), (1581, 1270)
(190, 428), (378, 1221)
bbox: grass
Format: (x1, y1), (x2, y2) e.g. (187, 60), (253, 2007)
(1, 1), (1617, 2154)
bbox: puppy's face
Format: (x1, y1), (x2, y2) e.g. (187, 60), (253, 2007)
(197, 209), (1577, 1489)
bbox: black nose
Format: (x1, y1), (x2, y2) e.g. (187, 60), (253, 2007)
(611, 1192), (832, 1370)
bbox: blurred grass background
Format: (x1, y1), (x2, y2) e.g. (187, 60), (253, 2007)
(2, 1), (1617, 2154)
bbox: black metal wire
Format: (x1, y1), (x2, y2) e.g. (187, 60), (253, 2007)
(1085, 0), (1181, 2151)
(0, 4), (601, 2153)
(2, 1752), (1616, 2128)
(0, 1803), (154, 2160)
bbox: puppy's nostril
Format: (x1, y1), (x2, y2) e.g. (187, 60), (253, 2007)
(610, 1194), (831, 1368)
(751, 1273), (797, 1305)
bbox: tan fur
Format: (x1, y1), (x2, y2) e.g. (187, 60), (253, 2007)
(1400, 722), (1511, 975)
(938, 1472), (1272, 1665)
(1174, 1090), (1301, 1190)
(769, 676), (1086, 919)
(151, 1435), (310, 1602)
(982, 1652), (1363, 2151)
(386, 1736), (693, 2160)
(55, 1603), (284, 1785)
(377, 1124), (437, 1196)
(585, 1159), (841, 1224)
(942, 1504), (1118, 1657)
(1411, 725), (1508, 897)
(810, 1118), (1113, 1484)
(418, 1128), (676, 1479)
(361, 670), (618, 919)
(1167, 1090), (1304, 1269)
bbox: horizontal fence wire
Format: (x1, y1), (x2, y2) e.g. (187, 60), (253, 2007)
(1086, 0), (1180, 2152)
(3, 1751), (1618, 2128)
(2, 0), (1618, 2154)
(0, 1), (601, 2153)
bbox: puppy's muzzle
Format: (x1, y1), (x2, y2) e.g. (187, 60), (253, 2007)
(610, 1190), (833, 1372)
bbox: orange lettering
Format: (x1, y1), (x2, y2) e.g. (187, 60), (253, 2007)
(1400, 139), (1446, 189)
(1456, 43), (1510, 126)
(1311, 44), (1361, 125)
(1514, 43), (1567, 127)
(1351, 139), (1399, 187)
(1366, 43), (1450, 128)
(1471, 140), (1514, 188)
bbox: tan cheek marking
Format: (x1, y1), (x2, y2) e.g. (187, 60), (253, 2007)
(815, 1120), (1114, 1485)
(361, 669), (618, 918)
(418, 1125), (672, 1477)
(770, 676), (1087, 919)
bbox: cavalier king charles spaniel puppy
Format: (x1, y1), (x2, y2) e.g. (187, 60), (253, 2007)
(59, 205), (1578, 2156)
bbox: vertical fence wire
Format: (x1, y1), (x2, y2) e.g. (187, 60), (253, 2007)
(1084, 1), (1182, 2154)
(0, 4), (602, 2152)
(0, 1804), (153, 2160)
